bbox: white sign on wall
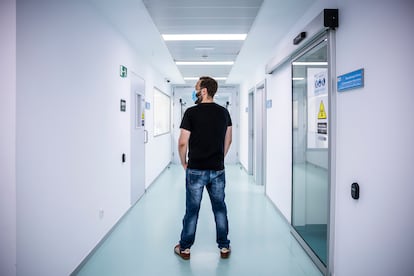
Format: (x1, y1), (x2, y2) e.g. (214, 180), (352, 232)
(307, 68), (328, 149)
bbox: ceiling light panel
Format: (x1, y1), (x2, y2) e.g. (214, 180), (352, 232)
(176, 61), (234, 65)
(292, 62), (328, 66)
(179, 67), (232, 77)
(184, 77), (227, 80)
(194, 47), (215, 51)
(162, 34), (247, 41)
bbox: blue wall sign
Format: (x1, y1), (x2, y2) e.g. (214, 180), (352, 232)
(266, 99), (272, 109)
(337, 68), (364, 92)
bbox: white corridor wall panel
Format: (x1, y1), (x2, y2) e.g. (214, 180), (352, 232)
(16, 0), (172, 275)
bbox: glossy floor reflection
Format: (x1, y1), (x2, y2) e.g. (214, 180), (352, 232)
(75, 164), (322, 276)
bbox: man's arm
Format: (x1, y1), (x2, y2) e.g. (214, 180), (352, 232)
(178, 128), (191, 169)
(224, 126), (232, 157)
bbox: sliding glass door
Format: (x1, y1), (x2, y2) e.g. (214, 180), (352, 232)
(291, 37), (329, 268)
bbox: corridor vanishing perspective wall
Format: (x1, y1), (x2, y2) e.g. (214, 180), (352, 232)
(238, 0), (414, 275)
(3, 0), (414, 275)
(15, 0), (171, 275)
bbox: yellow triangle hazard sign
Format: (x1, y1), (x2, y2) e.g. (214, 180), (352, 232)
(318, 101), (327, 119)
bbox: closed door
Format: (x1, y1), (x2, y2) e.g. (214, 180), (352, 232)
(130, 73), (146, 205)
(255, 85), (266, 185)
(248, 91), (254, 175)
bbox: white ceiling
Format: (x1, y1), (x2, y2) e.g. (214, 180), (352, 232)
(90, 0), (318, 85)
(142, 0), (263, 34)
(143, 0), (264, 84)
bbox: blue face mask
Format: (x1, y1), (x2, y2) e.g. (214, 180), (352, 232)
(192, 90), (201, 104)
(192, 90), (198, 102)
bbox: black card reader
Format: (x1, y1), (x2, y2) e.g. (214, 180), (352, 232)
(351, 182), (360, 199)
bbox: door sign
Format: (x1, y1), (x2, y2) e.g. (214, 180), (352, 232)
(318, 101), (327, 119)
(307, 68), (328, 149)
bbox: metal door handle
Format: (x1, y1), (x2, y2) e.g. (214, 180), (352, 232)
(144, 130), (148, 144)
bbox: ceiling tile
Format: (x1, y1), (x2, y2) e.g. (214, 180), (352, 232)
(143, 0), (264, 83)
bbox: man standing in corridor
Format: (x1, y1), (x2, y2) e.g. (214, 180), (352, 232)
(174, 76), (232, 260)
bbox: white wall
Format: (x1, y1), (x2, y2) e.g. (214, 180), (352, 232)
(0, 0), (17, 275)
(334, 0), (414, 275)
(239, 0), (414, 275)
(16, 1), (170, 275)
(265, 64), (293, 222)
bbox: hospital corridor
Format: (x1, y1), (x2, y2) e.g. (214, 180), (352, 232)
(1, 0), (414, 276)
(74, 164), (321, 276)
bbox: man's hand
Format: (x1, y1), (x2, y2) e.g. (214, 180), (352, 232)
(178, 129), (190, 170)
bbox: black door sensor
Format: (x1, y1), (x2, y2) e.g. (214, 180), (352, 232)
(351, 182), (360, 199)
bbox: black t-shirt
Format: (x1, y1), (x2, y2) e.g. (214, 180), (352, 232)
(180, 103), (232, 170)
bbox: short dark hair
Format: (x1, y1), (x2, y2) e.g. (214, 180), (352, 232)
(199, 76), (218, 98)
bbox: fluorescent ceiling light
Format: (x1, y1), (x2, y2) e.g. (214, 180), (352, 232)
(194, 47), (215, 51)
(184, 77), (227, 81)
(162, 34), (247, 41)
(176, 61), (234, 66)
(292, 62), (328, 66)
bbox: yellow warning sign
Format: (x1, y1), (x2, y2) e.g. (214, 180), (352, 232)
(318, 101), (327, 119)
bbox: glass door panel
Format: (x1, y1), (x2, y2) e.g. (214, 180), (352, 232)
(292, 39), (329, 266)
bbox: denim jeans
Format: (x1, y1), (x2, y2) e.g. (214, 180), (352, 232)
(179, 169), (230, 249)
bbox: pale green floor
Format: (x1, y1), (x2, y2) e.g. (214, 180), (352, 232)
(75, 164), (322, 276)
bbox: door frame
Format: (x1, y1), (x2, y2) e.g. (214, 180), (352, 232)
(289, 30), (336, 276)
(130, 72), (146, 206)
(256, 80), (267, 188)
(248, 88), (254, 175)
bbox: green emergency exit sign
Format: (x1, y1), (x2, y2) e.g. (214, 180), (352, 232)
(120, 65), (127, 78)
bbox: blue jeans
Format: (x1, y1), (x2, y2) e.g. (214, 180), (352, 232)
(179, 169), (230, 249)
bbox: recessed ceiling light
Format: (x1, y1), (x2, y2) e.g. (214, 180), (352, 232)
(194, 47), (215, 51)
(184, 77), (227, 81)
(162, 34), (247, 41)
(292, 62), (328, 66)
(176, 61), (234, 66)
